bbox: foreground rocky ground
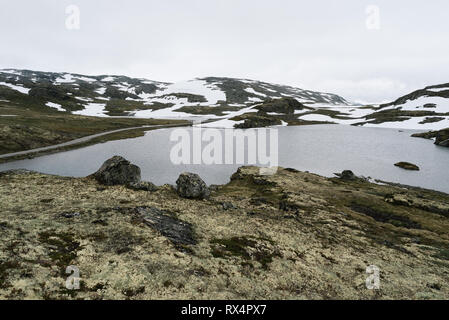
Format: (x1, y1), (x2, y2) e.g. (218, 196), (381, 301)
(1, 165), (449, 300)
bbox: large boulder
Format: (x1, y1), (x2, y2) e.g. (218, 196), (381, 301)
(93, 156), (141, 186)
(176, 172), (210, 199)
(435, 128), (449, 147)
(334, 170), (358, 180)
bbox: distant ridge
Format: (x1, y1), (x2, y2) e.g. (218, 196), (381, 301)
(0, 68), (347, 118)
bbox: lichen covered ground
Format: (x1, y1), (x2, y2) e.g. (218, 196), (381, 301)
(1, 167), (449, 300)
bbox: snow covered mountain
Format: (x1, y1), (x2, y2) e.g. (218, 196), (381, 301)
(0, 69), (347, 120)
(283, 83), (449, 131)
(358, 83), (449, 130)
(1, 68), (448, 130)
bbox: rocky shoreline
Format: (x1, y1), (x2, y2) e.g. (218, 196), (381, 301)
(1, 159), (449, 300)
(412, 128), (449, 147)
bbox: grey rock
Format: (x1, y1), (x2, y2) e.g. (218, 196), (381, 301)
(334, 170), (358, 180)
(411, 128), (449, 148)
(394, 162), (420, 171)
(176, 172), (210, 199)
(60, 212), (81, 218)
(93, 156), (141, 186)
(209, 184), (220, 192)
(136, 206), (196, 247)
(438, 139), (449, 147)
(127, 181), (158, 192)
(222, 202), (237, 210)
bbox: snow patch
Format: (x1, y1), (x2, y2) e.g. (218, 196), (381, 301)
(55, 74), (75, 84)
(248, 97), (263, 103)
(0, 82), (30, 94)
(95, 87), (107, 95)
(427, 87), (449, 93)
(45, 102), (65, 112)
(385, 96), (449, 113)
(74, 76), (96, 83)
(245, 87), (267, 97)
(101, 76), (115, 82)
(0, 69), (22, 76)
(299, 114), (337, 123)
(197, 119), (244, 129)
(75, 97), (94, 102)
(73, 103), (108, 117)
(159, 80), (226, 105)
(363, 116), (449, 131)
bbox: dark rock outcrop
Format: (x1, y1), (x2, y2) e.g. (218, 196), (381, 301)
(385, 194), (449, 217)
(93, 156), (141, 186)
(234, 115), (282, 129)
(412, 131), (439, 139)
(394, 162), (420, 171)
(176, 172), (210, 199)
(135, 206), (196, 247)
(334, 170), (358, 181)
(60, 212), (81, 218)
(411, 128), (449, 147)
(435, 129), (449, 147)
(28, 85), (72, 101)
(381, 84), (449, 108)
(255, 97), (307, 114)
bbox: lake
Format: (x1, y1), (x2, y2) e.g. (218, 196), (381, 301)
(1, 125), (449, 193)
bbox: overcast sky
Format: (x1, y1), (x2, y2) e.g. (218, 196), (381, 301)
(1, 0), (448, 102)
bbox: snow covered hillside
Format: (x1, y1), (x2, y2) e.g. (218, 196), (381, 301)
(0, 68), (347, 121)
(1, 68), (448, 130)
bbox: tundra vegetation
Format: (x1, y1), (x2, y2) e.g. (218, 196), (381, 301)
(0, 165), (448, 299)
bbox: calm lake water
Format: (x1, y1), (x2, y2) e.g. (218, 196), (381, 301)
(1, 125), (449, 193)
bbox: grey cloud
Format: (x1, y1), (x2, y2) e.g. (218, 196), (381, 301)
(1, 0), (448, 102)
